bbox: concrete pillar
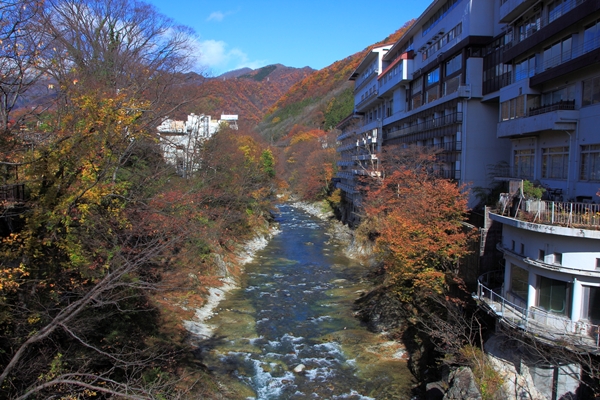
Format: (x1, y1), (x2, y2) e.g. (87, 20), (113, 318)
(571, 278), (582, 324)
(527, 271), (537, 309)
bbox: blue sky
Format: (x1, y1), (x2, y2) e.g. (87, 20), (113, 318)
(145, 0), (429, 77)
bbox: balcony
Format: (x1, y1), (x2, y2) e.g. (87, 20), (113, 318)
(497, 105), (578, 138)
(384, 112), (463, 141)
(507, 0), (585, 43)
(336, 182), (358, 195)
(355, 89), (380, 112)
(492, 199), (600, 230)
(499, 0), (538, 23)
(475, 271), (600, 352)
(378, 58), (413, 96)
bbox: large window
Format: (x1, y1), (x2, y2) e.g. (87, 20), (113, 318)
(580, 144), (600, 181)
(583, 76), (600, 106)
(511, 264), (529, 302)
(584, 19), (600, 53)
(501, 95), (526, 121)
(445, 54), (462, 76)
(542, 85), (574, 105)
(426, 68), (440, 86)
(582, 286), (600, 324)
(514, 148), (535, 178)
(538, 276), (569, 315)
(543, 37), (572, 70)
(515, 56), (536, 81)
(542, 146), (569, 179)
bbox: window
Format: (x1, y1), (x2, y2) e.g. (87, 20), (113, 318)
(514, 149), (535, 179)
(511, 240), (515, 251)
(553, 253), (562, 265)
(516, 11), (541, 42)
(511, 264), (529, 301)
(426, 85), (440, 103)
(445, 54), (462, 76)
(580, 144), (600, 181)
(538, 276), (569, 315)
(583, 76), (600, 106)
(548, 0), (569, 23)
(501, 95), (526, 121)
(584, 20), (600, 53)
(542, 85), (574, 106)
(582, 286), (600, 324)
(427, 68), (440, 86)
(520, 243), (525, 254)
(538, 249), (546, 261)
(422, 0), (459, 36)
(543, 37), (572, 70)
(515, 56), (536, 81)
(542, 146), (569, 179)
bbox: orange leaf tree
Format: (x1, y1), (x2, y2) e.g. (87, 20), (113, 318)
(358, 146), (474, 304)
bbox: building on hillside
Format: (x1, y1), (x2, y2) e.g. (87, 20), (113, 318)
(336, 45), (391, 225)
(337, 0), (600, 396)
(475, 0), (600, 398)
(157, 113), (238, 177)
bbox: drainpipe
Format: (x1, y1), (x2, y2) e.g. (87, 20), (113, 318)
(560, 118), (579, 201)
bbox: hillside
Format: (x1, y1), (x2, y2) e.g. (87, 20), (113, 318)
(256, 21), (414, 144)
(175, 64), (314, 128)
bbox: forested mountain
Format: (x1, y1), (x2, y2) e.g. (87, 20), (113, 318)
(257, 21), (414, 145)
(173, 64), (314, 128)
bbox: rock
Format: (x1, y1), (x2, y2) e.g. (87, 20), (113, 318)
(444, 367), (482, 400)
(293, 364), (306, 373)
(425, 381), (446, 400)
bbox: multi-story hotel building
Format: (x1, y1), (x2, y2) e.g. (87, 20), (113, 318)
(337, 0), (600, 397)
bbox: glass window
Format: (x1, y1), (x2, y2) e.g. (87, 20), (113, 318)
(543, 37), (572, 70)
(580, 144), (600, 181)
(514, 149), (535, 179)
(427, 68), (440, 86)
(584, 20), (600, 53)
(445, 54), (462, 76)
(511, 264), (529, 301)
(582, 286), (600, 324)
(583, 76), (600, 106)
(538, 276), (569, 315)
(542, 146), (569, 179)
(412, 76), (423, 94)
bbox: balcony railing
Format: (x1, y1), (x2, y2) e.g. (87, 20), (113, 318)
(384, 112), (463, 141)
(495, 198), (600, 229)
(475, 271), (600, 351)
(528, 100), (575, 116)
(511, 0), (585, 45)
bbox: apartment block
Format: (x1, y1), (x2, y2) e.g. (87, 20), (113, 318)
(337, 0), (600, 397)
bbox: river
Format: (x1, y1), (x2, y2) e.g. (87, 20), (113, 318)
(196, 204), (414, 399)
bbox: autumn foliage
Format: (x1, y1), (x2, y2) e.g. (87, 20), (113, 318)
(358, 146), (474, 302)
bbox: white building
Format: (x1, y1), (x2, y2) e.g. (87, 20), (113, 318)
(157, 113), (238, 177)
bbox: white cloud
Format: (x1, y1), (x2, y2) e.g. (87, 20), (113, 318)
(207, 11), (225, 22)
(190, 37), (268, 76)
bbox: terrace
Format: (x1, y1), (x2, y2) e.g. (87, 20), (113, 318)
(495, 197), (600, 230)
(475, 271), (600, 353)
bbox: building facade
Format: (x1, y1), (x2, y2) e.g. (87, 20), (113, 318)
(157, 113), (238, 177)
(337, 0), (600, 396)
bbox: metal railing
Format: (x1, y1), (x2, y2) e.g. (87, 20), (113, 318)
(384, 111), (463, 140)
(496, 199), (600, 229)
(476, 272), (600, 349)
(528, 100), (575, 116)
(511, 0), (585, 45)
